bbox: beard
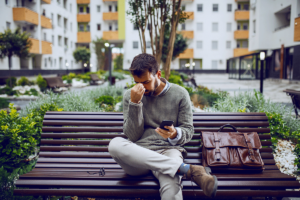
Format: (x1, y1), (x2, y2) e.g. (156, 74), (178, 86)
(144, 78), (159, 96)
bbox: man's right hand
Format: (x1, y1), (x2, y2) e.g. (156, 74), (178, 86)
(131, 83), (145, 104)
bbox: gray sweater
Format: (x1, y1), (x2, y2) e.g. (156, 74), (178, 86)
(123, 78), (194, 158)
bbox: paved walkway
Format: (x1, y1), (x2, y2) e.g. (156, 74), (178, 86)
(194, 74), (299, 103)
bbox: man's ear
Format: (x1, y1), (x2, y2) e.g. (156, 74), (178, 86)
(156, 70), (162, 79)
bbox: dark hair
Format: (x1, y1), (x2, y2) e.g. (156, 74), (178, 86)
(129, 53), (159, 77)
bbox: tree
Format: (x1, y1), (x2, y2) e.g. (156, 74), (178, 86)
(114, 54), (123, 70)
(0, 28), (32, 87)
(93, 37), (108, 70)
(73, 47), (91, 73)
(126, 0), (188, 80)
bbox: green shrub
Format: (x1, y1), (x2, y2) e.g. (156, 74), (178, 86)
(103, 71), (125, 80)
(0, 98), (9, 109)
(17, 77), (30, 86)
(5, 77), (17, 88)
(36, 74), (47, 92)
(24, 88), (38, 96)
(0, 87), (17, 96)
(95, 95), (114, 106)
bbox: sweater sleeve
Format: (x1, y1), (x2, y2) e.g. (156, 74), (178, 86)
(123, 90), (144, 142)
(176, 90), (194, 146)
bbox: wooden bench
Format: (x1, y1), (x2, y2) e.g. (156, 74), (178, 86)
(90, 74), (104, 85)
(14, 112), (300, 199)
(43, 77), (71, 93)
(284, 89), (300, 118)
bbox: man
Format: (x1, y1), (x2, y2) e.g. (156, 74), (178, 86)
(108, 53), (218, 199)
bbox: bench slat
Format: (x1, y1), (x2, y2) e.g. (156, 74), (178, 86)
(38, 152), (274, 159)
(15, 179), (300, 189)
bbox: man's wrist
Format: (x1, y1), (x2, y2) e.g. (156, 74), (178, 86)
(169, 131), (177, 139)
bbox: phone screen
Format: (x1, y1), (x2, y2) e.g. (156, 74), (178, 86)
(159, 120), (174, 130)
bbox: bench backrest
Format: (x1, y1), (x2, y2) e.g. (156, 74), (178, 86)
(90, 74), (100, 81)
(39, 112), (276, 171)
(43, 77), (67, 88)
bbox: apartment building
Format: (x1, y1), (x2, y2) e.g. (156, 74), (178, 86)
(0, 0), (80, 70)
(123, 0), (238, 71)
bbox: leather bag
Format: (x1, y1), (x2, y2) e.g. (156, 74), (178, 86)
(201, 124), (264, 172)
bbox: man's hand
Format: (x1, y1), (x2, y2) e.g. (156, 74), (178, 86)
(155, 125), (177, 139)
(131, 83), (145, 103)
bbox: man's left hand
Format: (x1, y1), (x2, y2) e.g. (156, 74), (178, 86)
(155, 125), (177, 139)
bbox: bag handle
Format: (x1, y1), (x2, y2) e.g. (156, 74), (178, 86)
(218, 124), (238, 132)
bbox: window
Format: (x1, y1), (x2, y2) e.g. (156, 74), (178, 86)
(109, 24), (112, 31)
(243, 23), (248, 30)
(115, 5), (118, 12)
(226, 41), (231, 49)
(238, 4), (241, 10)
(97, 5), (101, 12)
(242, 40), (248, 48)
(54, 59), (56, 67)
(58, 36), (62, 46)
(133, 24), (138, 30)
(86, 25), (90, 31)
(63, 0), (67, 9)
(45, 58), (47, 67)
(109, 5), (112, 12)
(226, 23), (231, 32)
(244, 4), (249, 10)
(181, 23), (186, 30)
(253, 20), (256, 33)
(52, 35), (54, 45)
(97, 24), (101, 30)
(196, 41), (202, 49)
(49, 58), (52, 67)
(227, 4), (232, 12)
(6, 22), (10, 29)
(79, 7), (84, 13)
(146, 41), (151, 48)
(197, 4), (203, 12)
(133, 41), (138, 49)
(23, 27), (27, 32)
(237, 23), (241, 30)
(79, 24), (84, 31)
(71, 41), (73, 48)
(213, 4), (218, 12)
(115, 23), (118, 31)
(71, 60), (73, 68)
(86, 7), (90, 13)
(57, 15), (61, 27)
(212, 41), (218, 50)
(70, 4), (72, 12)
(212, 60), (218, 69)
(5, 0), (9, 5)
(212, 23), (218, 32)
(197, 23), (203, 31)
(181, 5), (186, 11)
(57, 0), (60, 5)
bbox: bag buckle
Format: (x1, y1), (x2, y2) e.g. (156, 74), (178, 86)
(248, 150), (255, 161)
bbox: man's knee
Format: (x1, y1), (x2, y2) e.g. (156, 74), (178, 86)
(159, 178), (182, 199)
(108, 137), (125, 156)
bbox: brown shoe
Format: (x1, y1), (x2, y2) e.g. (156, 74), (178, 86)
(186, 165), (218, 198)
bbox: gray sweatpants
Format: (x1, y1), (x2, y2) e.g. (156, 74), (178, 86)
(108, 137), (184, 200)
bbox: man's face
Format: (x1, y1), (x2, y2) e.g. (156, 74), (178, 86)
(132, 71), (161, 96)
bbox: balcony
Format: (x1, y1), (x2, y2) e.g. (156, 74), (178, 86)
(13, 7), (38, 25)
(41, 0), (51, 4)
(77, 0), (90, 4)
(294, 17), (300, 41)
(103, 0), (118, 1)
(234, 48), (255, 57)
(103, 12), (118, 21)
(77, 14), (90, 22)
(103, 31), (119, 40)
(41, 41), (52, 54)
(28, 38), (40, 54)
(41, 15), (52, 29)
(178, 30), (194, 39)
(77, 32), (91, 43)
(235, 10), (249, 20)
(234, 30), (249, 39)
(178, 48), (193, 59)
(183, 11), (194, 20)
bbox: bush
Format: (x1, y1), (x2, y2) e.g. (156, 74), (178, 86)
(103, 71), (125, 80)
(5, 77), (17, 88)
(0, 87), (17, 96)
(0, 98), (9, 109)
(95, 95), (115, 106)
(17, 77), (30, 86)
(23, 88), (39, 96)
(36, 74), (47, 92)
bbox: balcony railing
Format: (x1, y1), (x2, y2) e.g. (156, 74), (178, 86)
(41, 15), (52, 29)
(103, 0), (118, 1)
(77, 14), (90, 22)
(178, 48), (193, 59)
(234, 30), (249, 39)
(77, 32), (91, 43)
(41, 0), (51, 4)
(13, 7), (38, 25)
(294, 17), (300, 41)
(178, 30), (194, 39)
(235, 10), (249, 20)
(233, 48), (254, 57)
(183, 11), (194, 20)
(77, 0), (90, 4)
(103, 31), (119, 40)
(103, 12), (118, 20)
(42, 41), (52, 54)
(28, 38), (40, 54)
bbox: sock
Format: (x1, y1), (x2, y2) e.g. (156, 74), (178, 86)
(176, 163), (190, 176)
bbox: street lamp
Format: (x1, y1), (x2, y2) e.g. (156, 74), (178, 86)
(105, 43), (113, 86)
(84, 63), (87, 67)
(260, 52), (265, 94)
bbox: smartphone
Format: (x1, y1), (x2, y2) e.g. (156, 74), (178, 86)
(159, 120), (174, 131)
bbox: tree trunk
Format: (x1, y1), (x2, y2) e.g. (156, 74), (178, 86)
(8, 55), (12, 88)
(81, 62), (84, 73)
